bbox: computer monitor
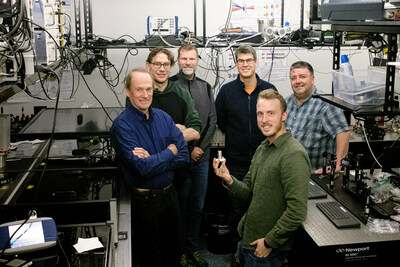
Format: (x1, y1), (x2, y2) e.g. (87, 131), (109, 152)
(0, 217), (57, 255)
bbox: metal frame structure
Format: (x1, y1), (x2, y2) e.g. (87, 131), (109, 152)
(331, 29), (398, 116)
(310, 0), (400, 117)
(74, 0), (307, 48)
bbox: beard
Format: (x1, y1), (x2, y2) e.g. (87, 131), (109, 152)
(259, 116), (285, 139)
(182, 67), (195, 76)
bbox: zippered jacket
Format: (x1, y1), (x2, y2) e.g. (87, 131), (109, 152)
(170, 71), (217, 162)
(215, 74), (277, 167)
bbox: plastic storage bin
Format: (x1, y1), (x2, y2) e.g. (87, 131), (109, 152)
(332, 66), (386, 105)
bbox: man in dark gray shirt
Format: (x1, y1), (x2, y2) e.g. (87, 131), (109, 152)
(171, 44), (217, 267)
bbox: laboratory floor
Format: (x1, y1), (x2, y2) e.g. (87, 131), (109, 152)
(197, 231), (233, 267)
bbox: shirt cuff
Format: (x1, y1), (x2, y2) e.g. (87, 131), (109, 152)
(264, 239), (272, 249)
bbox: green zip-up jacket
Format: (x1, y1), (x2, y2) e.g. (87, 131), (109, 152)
(225, 130), (311, 251)
(126, 80), (202, 135)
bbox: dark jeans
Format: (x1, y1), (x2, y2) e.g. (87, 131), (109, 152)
(237, 240), (288, 267)
(175, 160), (209, 253)
(227, 163), (250, 244)
(131, 187), (180, 267)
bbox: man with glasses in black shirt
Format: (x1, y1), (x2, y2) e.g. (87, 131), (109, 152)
(145, 46), (202, 144)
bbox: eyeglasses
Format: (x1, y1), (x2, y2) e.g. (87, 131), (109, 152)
(151, 62), (171, 69)
(237, 58), (255, 65)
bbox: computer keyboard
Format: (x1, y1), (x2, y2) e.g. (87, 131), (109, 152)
(308, 180), (327, 199)
(316, 201), (360, 229)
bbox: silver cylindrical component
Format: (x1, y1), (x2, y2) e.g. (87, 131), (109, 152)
(217, 150), (223, 160)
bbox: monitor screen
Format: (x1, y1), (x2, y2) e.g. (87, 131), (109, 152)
(0, 217), (57, 255)
(9, 221), (45, 249)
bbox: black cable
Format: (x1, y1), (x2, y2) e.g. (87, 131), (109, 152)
(96, 46), (137, 89)
(0, 0), (19, 13)
(98, 55), (120, 87)
(57, 239), (71, 267)
(116, 34), (138, 44)
(22, 18), (78, 102)
(106, 82), (124, 108)
(53, 45), (113, 118)
(24, 36), (47, 101)
(32, 70), (61, 206)
(369, 135), (400, 174)
(71, 58), (114, 122)
(0, 0), (24, 38)
(267, 45), (275, 83)
(63, 46), (85, 98)
(211, 48), (220, 91)
(0, 215), (31, 258)
(66, 60), (77, 99)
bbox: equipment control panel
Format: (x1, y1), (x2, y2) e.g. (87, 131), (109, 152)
(147, 16), (178, 36)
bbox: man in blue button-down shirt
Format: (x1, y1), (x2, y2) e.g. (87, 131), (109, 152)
(110, 68), (189, 267)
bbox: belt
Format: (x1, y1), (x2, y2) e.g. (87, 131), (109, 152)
(131, 184), (173, 195)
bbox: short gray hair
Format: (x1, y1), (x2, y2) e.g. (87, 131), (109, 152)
(235, 45), (257, 61)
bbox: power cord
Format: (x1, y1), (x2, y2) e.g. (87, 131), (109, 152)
(361, 122), (382, 169)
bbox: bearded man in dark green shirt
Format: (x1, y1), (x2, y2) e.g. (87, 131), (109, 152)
(213, 89), (311, 267)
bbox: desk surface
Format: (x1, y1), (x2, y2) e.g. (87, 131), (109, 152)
(304, 195), (400, 247)
(304, 171), (400, 247)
